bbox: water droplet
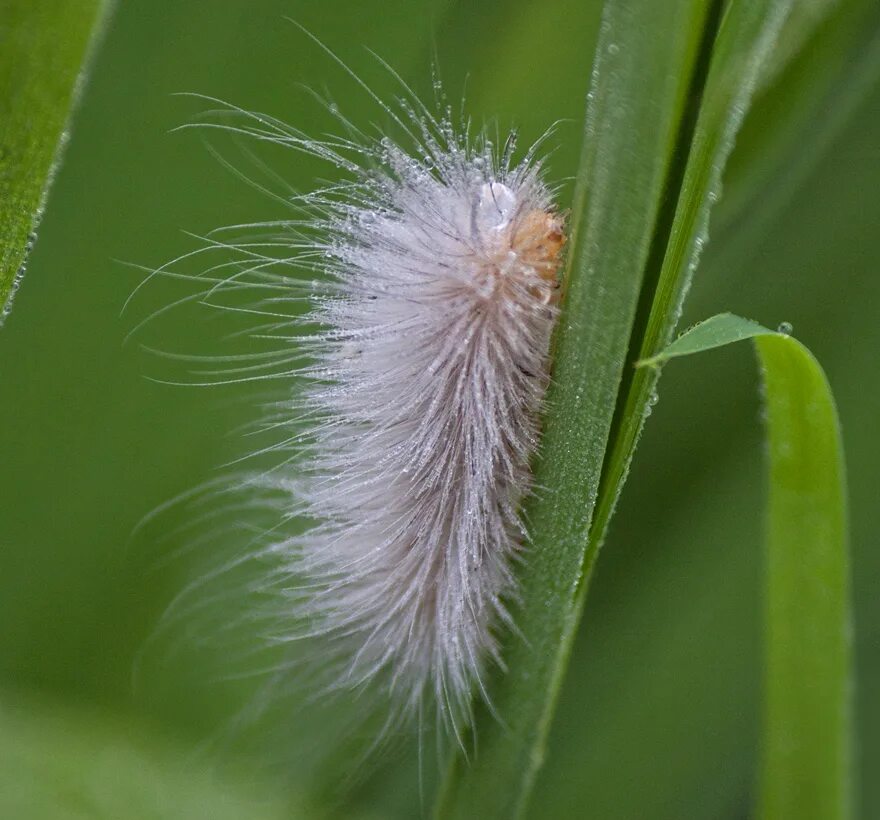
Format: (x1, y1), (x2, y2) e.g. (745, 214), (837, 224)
(777, 321), (793, 336)
(477, 181), (517, 229)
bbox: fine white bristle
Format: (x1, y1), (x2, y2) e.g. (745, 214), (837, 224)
(142, 72), (566, 738)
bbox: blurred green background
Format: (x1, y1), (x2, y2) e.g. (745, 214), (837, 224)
(1, 1), (878, 817)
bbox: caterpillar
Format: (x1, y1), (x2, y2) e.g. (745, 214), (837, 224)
(140, 46), (566, 743)
(288, 126), (566, 729)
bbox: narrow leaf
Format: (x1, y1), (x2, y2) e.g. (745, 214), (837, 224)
(0, 0), (110, 323)
(637, 311), (774, 365)
(638, 313), (853, 820)
(756, 334), (852, 820)
(435, 1), (714, 816)
(586, 0), (793, 575)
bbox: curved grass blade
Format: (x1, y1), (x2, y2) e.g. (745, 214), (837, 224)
(0, 0), (111, 325)
(637, 310), (774, 365)
(434, 1), (716, 816)
(639, 312), (852, 820)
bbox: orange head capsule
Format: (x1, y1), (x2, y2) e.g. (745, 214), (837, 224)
(512, 209), (567, 303)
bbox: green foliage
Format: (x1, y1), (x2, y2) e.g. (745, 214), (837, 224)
(0, 0), (109, 321)
(642, 312), (852, 820)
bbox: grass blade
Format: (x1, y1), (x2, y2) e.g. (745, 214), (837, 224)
(587, 0), (793, 575)
(638, 312), (852, 820)
(435, 1), (714, 816)
(0, 0), (111, 324)
(756, 334), (852, 820)
(637, 311), (774, 365)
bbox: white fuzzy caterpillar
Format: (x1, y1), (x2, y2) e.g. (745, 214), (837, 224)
(290, 131), (565, 726)
(143, 66), (565, 738)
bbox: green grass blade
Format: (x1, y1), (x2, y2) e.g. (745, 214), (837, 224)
(434, 1), (713, 817)
(637, 311), (774, 365)
(587, 0), (793, 567)
(637, 312), (852, 820)
(756, 334), (852, 820)
(0, 0), (110, 324)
